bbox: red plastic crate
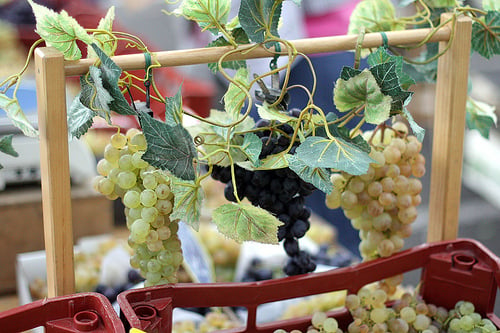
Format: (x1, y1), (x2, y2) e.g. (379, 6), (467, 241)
(0, 292), (125, 332)
(118, 239), (500, 333)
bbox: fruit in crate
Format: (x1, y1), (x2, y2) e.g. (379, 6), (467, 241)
(172, 311), (241, 333)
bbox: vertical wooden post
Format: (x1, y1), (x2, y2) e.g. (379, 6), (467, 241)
(427, 15), (472, 242)
(35, 47), (75, 296)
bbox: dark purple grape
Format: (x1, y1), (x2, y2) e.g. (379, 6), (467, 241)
(279, 123), (294, 135)
(127, 269), (144, 283)
(269, 178), (282, 193)
(289, 108), (301, 118)
(284, 238), (299, 256)
(224, 183), (237, 202)
(291, 219), (310, 238)
(102, 286), (119, 303)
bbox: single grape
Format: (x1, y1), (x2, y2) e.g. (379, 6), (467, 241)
(123, 190), (141, 209)
(110, 132), (127, 149)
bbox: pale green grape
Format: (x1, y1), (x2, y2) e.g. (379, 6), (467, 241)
(97, 159), (113, 176)
(141, 206), (159, 223)
(458, 302), (475, 316)
(323, 317), (339, 332)
(371, 308), (389, 324)
(123, 190), (141, 209)
(130, 132), (147, 151)
(110, 132), (127, 149)
(155, 183), (171, 199)
(413, 314), (431, 331)
(140, 189), (158, 207)
(132, 151), (149, 169)
(156, 199), (173, 215)
(142, 174), (158, 190)
(117, 171), (137, 189)
(400, 307), (416, 323)
(118, 154), (135, 171)
(97, 177), (115, 196)
(311, 312), (327, 328)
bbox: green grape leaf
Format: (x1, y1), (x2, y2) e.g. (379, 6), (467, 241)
(237, 133), (262, 166)
(466, 97), (497, 139)
(238, 0), (282, 43)
(256, 153), (288, 170)
(68, 93), (94, 139)
(28, 0), (92, 60)
(224, 67), (250, 121)
(0, 134), (18, 157)
(0, 93), (38, 137)
(79, 66), (113, 120)
(286, 155), (332, 194)
(207, 28), (249, 73)
(401, 99), (425, 141)
(295, 136), (374, 175)
(315, 122), (371, 154)
(87, 6), (115, 58)
(257, 103), (294, 123)
(212, 202), (283, 244)
(424, 0), (458, 7)
(90, 44), (136, 116)
(138, 111), (197, 181)
(402, 43), (438, 83)
(340, 66), (362, 81)
(173, 0), (231, 34)
(333, 69), (393, 124)
(348, 0), (405, 35)
(471, 11), (500, 59)
(483, 0), (500, 11)
(369, 61), (414, 113)
(367, 47), (415, 90)
(165, 85), (184, 127)
(208, 109), (255, 139)
(171, 178), (204, 230)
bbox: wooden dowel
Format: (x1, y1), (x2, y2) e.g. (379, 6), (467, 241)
(35, 47), (75, 296)
(427, 14), (472, 242)
(64, 27), (451, 77)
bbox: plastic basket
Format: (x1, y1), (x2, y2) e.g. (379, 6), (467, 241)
(0, 292), (125, 332)
(117, 239), (500, 333)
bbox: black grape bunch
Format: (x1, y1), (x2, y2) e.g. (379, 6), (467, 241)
(211, 108), (318, 276)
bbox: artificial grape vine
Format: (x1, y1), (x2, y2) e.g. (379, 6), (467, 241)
(93, 129), (183, 286)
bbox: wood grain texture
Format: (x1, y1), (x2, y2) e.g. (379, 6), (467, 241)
(427, 14), (473, 242)
(35, 47), (75, 296)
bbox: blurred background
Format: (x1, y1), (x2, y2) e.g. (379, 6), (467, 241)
(0, 0), (499, 316)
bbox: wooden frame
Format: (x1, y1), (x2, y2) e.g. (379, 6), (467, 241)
(34, 14), (472, 296)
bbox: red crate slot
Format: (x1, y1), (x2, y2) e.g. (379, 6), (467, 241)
(0, 292), (125, 332)
(118, 238), (500, 333)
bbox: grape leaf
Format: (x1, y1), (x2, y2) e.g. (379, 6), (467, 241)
(173, 0), (231, 34)
(424, 0), (458, 7)
(483, 0), (500, 10)
(87, 6), (115, 58)
(138, 111), (197, 181)
(165, 85), (184, 127)
(369, 61), (414, 114)
(90, 44), (136, 116)
(466, 97), (497, 139)
(255, 153), (289, 170)
(286, 155), (332, 194)
(333, 69), (393, 124)
(224, 68), (250, 121)
(205, 109), (255, 140)
(68, 93), (94, 139)
(0, 93), (38, 137)
(0, 135), (18, 157)
(257, 103), (294, 123)
(238, 0), (282, 43)
(207, 28), (249, 73)
(367, 47), (415, 90)
(348, 0), (405, 35)
(401, 99), (425, 141)
(171, 178), (204, 230)
(79, 66), (113, 120)
(315, 122), (371, 154)
(295, 136), (374, 175)
(212, 202), (283, 244)
(402, 43), (438, 83)
(471, 11), (500, 59)
(340, 66), (362, 81)
(237, 133), (262, 166)
(28, 0), (92, 60)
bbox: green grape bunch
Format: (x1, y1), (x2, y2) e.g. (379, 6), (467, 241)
(325, 121), (425, 261)
(93, 129), (183, 287)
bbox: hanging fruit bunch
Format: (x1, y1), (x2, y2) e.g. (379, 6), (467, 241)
(0, 0), (498, 286)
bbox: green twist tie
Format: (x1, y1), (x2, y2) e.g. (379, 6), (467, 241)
(380, 32), (389, 49)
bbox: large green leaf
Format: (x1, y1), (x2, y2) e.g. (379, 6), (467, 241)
(0, 134), (18, 157)
(207, 28), (249, 73)
(367, 47), (415, 90)
(315, 122), (371, 154)
(238, 0), (282, 43)
(424, 0), (459, 7)
(79, 66), (113, 120)
(164, 85), (184, 127)
(212, 202), (283, 244)
(28, 0), (92, 60)
(257, 103), (294, 123)
(333, 69), (393, 124)
(87, 6), (115, 58)
(401, 99), (425, 142)
(0, 94), (38, 137)
(471, 11), (500, 59)
(295, 136), (374, 175)
(171, 178), (204, 230)
(237, 133), (262, 166)
(483, 0), (500, 10)
(223, 68), (250, 121)
(340, 66), (362, 81)
(138, 111), (197, 181)
(90, 44), (136, 116)
(174, 0), (231, 34)
(207, 109), (255, 140)
(348, 0), (405, 35)
(466, 97), (497, 139)
(68, 93), (94, 139)
(402, 43), (438, 83)
(286, 155), (332, 194)
(369, 61), (414, 114)
(255, 153), (288, 170)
